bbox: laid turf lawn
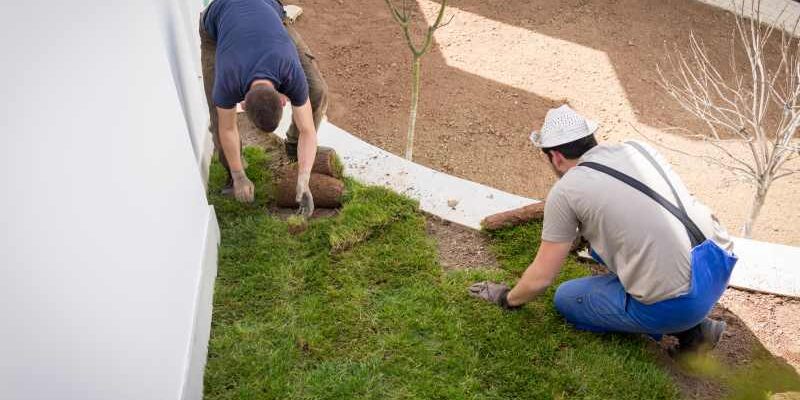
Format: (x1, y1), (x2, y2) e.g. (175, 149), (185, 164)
(204, 147), (679, 399)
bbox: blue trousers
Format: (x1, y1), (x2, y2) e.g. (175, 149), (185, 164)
(554, 240), (737, 337)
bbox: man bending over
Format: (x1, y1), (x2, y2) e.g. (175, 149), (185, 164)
(200, 0), (328, 215)
(470, 105), (737, 354)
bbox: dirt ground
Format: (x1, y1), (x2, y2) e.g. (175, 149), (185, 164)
(290, 0), (800, 246)
(717, 289), (800, 371)
(425, 215), (497, 269)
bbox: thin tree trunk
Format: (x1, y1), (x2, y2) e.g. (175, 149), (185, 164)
(405, 56), (421, 160)
(743, 183), (768, 238)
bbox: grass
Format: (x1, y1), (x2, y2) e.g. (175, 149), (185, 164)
(204, 147), (681, 399)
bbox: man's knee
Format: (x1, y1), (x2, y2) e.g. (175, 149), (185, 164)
(553, 276), (609, 325)
(553, 279), (583, 319)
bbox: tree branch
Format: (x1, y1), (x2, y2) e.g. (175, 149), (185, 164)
(631, 124), (757, 179)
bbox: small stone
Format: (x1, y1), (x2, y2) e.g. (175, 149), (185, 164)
(447, 199), (459, 209)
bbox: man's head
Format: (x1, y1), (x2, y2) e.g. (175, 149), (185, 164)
(541, 135), (598, 176)
(244, 85), (283, 132)
(530, 105), (599, 177)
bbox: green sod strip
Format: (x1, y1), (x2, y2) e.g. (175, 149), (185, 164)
(204, 147), (679, 399)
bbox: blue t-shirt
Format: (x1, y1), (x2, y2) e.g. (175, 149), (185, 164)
(203, 0), (309, 109)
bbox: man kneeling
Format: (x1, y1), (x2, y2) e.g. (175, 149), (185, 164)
(469, 105), (738, 354)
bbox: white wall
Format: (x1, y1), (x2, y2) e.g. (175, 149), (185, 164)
(0, 1), (216, 399)
(158, 0), (216, 185)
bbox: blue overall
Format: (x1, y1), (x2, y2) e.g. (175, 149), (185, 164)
(553, 142), (738, 337)
(554, 241), (737, 336)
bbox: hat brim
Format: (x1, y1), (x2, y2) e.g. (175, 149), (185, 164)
(586, 119), (599, 135)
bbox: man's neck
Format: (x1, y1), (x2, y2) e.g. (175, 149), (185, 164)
(563, 159), (580, 171)
(250, 79), (275, 90)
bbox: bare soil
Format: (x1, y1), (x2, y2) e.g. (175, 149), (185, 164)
(718, 289), (800, 371)
(425, 215), (497, 270)
(291, 0), (800, 245)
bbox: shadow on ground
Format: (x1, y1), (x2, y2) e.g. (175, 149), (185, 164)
(649, 299), (800, 399)
(293, 0), (774, 199)
(424, 0), (768, 132)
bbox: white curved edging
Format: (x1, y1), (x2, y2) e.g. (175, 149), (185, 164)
(728, 238), (800, 298)
(698, 0), (800, 35)
(258, 105), (800, 297)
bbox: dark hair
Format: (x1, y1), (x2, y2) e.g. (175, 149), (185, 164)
(244, 86), (283, 132)
(542, 134), (598, 160)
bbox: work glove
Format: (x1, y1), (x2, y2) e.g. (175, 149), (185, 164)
(231, 170), (255, 203)
(468, 281), (521, 310)
(296, 171), (314, 218)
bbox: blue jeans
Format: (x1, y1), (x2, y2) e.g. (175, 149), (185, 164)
(554, 240), (737, 337)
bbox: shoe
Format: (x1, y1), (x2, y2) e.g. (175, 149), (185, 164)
(284, 5), (303, 24)
(699, 318), (726, 349)
(670, 318), (726, 356)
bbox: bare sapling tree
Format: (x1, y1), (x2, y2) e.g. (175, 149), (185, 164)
(657, 0), (800, 237)
(384, 0), (453, 160)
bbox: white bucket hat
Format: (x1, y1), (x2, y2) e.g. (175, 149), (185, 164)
(529, 105), (598, 148)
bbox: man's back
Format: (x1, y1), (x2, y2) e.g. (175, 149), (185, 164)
(203, 0), (308, 108)
(543, 141), (732, 304)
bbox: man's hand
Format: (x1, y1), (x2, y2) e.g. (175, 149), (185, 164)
(296, 171), (314, 217)
(468, 281), (511, 306)
(231, 170), (255, 203)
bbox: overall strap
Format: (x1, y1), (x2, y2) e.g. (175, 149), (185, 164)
(626, 141), (687, 213)
(626, 141), (693, 242)
(578, 161), (707, 248)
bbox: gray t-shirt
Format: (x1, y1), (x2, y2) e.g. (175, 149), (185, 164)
(542, 141), (733, 304)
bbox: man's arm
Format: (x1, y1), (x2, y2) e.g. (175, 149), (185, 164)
(506, 240), (572, 306)
(292, 100), (318, 174)
(469, 240), (572, 308)
(217, 107), (244, 171)
(217, 106), (254, 202)
(471, 184), (579, 308)
(292, 100), (318, 216)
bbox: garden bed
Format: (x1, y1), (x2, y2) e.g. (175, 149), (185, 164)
(291, 0), (800, 246)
